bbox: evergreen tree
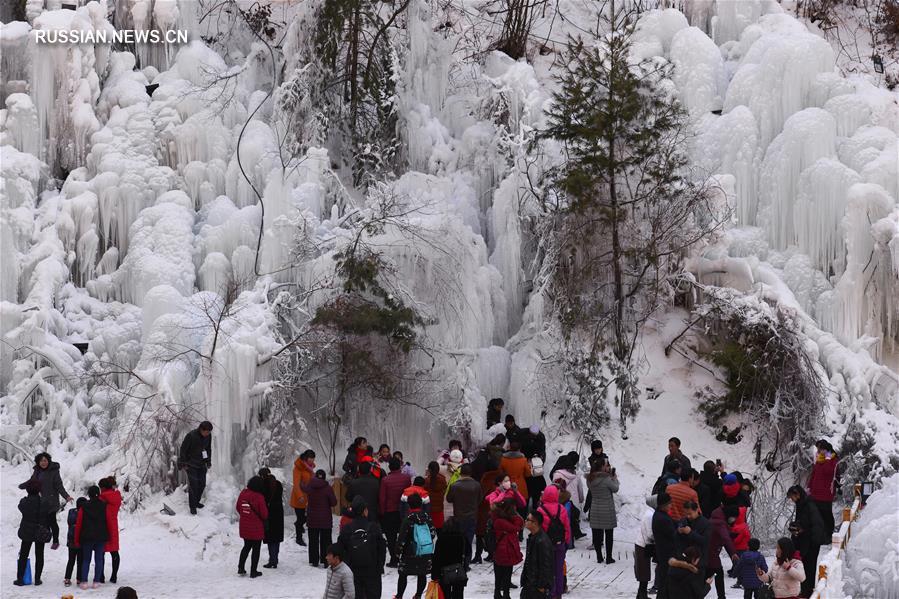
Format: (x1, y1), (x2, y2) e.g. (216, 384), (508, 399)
(310, 0), (405, 185)
(540, 5), (726, 432)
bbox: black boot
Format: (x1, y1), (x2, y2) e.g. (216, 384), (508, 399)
(13, 558), (27, 585)
(637, 581), (649, 599)
(472, 536), (484, 564)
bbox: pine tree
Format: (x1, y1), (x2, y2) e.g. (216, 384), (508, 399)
(541, 4), (726, 432)
(311, 0), (405, 185)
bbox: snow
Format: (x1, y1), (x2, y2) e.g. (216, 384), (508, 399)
(843, 474), (899, 599)
(1, 1), (897, 596)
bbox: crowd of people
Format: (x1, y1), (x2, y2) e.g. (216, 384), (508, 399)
(12, 452), (138, 599)
(12, 404), (842, 599)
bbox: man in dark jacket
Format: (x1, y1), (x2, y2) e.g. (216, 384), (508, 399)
(676, 501), (710, 570)
(521, 510), (554, 598)
(338, 497), (386, 599)
(379, 458), (411, 567)
(652, 492), (678, 599)
(346, 462), (381, 522)
(698, 461), (723, 517)
(178, 421), (213, 515)
(504, 415), (522, 445)
(788, 485), (827, 597)
(487, 397), (505, 428)
(446, 464), (481, 568)
(661, 437), (691, 477)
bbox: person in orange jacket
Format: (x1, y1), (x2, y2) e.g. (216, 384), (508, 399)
(290, 450), (315, 546)
(500, 441), (532, 506)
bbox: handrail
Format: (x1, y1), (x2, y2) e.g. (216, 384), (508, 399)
(809, 484), (864, 599)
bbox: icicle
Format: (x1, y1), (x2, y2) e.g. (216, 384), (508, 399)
(757, 108), (837, 250)
(2, 94), (41, 157)
(822, 184), (895, 353)
(824, 93), (873, 137)
(793, 158), (861, 276)
(723, 17), (835, 152)
(0, 21), (32, 106)
(670, 26), (725, 116)
(710, 0), (767, 45)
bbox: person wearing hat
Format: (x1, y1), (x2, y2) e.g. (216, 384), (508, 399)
(722, 473), (751, 508)
(337, 497), (386, 599)
(14, 479), (47, 586)
(178, 421), (213, 515)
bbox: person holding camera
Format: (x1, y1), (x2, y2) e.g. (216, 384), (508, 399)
(487, 474), (526, 509)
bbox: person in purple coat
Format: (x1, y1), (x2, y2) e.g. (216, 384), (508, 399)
(706, 506), (740, 599)
(301, 469), (337, 568)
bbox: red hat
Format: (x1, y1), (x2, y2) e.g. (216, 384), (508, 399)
(723, 481), (740, 498)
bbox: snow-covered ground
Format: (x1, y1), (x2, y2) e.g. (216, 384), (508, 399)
(0, 466), (746, 599)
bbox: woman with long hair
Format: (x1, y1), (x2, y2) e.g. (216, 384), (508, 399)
(98, 477), (122, 583)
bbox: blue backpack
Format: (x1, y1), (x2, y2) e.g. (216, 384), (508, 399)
(412, 522), (434, 556)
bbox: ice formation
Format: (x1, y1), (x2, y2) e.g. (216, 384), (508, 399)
(0, 0), (897, 507)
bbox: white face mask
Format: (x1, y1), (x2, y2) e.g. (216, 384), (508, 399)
(502, 480), (512, 490)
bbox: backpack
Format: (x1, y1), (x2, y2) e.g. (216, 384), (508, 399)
(545, 506), (566, 545)
(484, 516), (497, 553)
(413, 522), (434, 556)
(531, 457), (544, 476)
(347, 525), (372, 565)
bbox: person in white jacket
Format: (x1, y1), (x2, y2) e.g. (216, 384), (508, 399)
(635, 496), (657, 599)
(757, 537), (806, 598)
(323, 544), (355, 599)
(552, 459), (587, 540)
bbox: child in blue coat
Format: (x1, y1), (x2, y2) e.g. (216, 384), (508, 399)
(735, 538), (769, 598)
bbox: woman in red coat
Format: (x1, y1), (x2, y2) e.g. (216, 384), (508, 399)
(491, 498), (524, 599)
(236, 476), (269, 578)
(98, 477), (123, 583)
(807, 440), (839, 536)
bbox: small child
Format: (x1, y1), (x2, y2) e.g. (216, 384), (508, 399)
(64, 497), (87, 586)
(735, 538), (768, 599)
(727, 505), (751, 585)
